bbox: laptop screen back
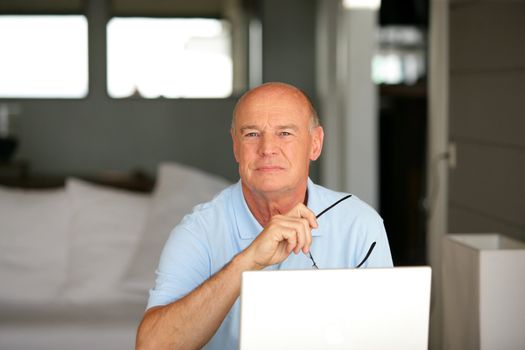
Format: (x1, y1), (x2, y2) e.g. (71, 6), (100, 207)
(240, 267), (431, 350)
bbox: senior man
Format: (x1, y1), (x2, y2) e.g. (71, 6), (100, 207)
(136, 82), (393, 349)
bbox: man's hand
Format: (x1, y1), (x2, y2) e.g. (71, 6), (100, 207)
(243, 203), (318, 269)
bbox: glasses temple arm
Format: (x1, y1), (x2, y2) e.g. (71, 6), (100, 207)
(356, 241), (376, 268)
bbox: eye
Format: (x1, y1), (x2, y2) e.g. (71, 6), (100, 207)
(244, 131), (259, 138)
(279, 131), (293, 137)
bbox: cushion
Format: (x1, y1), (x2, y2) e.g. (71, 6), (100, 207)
(64, 178), (149, 303)
(0, 186), (69, 304)
(123, 162), (231, 295)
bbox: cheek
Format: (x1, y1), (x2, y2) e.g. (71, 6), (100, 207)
(233, 137), (241, 162)
(237, 144), (257, 164)
(289, 140), (312, 158)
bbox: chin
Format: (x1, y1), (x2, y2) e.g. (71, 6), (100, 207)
(248, 176), (291, 194)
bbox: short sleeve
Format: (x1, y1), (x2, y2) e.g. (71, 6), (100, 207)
(147, 222), (211, 309)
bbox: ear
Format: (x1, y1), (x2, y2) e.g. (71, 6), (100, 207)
(309, 126), (324, 161)
(231, 128), (240, 163)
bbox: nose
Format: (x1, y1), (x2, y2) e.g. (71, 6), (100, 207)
(258, 133), (278, 156)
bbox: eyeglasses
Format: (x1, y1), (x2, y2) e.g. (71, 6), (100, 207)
(308, 194), (377, 269)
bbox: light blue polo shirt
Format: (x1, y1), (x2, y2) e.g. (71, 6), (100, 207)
(147, 179), (393, 349)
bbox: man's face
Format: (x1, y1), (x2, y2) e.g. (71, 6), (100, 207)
(231, 86), (323, 197)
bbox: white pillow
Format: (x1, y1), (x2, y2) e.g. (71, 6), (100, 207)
(0, 186), (69, 304)
(123, 163), (231, 295)
(64, 178), (149, 303)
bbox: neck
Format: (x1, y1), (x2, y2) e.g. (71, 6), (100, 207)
(241, 180), (308, 227)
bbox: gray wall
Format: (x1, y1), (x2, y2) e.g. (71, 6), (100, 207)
(448, 0), (525, 241)
(12, 98), (238, 179)
(2, 0), (317, 183)
(261, 0), (317, 99)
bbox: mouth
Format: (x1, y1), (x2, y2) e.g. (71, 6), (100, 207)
(255, 165), (285, 172)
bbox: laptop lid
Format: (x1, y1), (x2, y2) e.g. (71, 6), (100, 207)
(239, 267), (431, 350)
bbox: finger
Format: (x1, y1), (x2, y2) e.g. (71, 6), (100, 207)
(301, 217), (312, 254)
(294, 221), (306, 255)
(280, 214), (313, 255)
(272, 217), (309, 255)
(293, 217), (310, 255)
(287, 204), (318, 229)
(280, 228), (297, 254)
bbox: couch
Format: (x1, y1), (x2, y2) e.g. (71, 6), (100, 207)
(0, 163), (231, 350)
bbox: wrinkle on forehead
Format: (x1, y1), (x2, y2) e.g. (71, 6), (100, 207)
(231, 82), (319, 135)
(235, 87), (311, 123)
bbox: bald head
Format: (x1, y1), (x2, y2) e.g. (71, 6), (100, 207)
(231, 82), (319, 132)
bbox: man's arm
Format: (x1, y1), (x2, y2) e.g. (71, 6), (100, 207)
(136, 203), (317, 350)
(136, 251), (255, 349)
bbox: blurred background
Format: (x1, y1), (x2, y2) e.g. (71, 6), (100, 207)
(0, 0), (434, 265)
(0, 0), (523, 349)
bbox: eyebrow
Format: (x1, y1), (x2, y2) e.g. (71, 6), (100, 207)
(239, 125), (259, 133)
(277, 124), (299, 131)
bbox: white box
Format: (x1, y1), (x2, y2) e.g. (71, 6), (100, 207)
(442, 234), (525, 350)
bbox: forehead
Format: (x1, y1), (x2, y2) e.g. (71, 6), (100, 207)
(235, 87), (311, 127)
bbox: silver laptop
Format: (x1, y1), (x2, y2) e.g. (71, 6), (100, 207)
(239, 267), (431, 350)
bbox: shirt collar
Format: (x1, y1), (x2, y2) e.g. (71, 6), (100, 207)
(233, 178), (324, 240)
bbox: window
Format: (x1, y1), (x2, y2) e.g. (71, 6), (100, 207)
(372, 26), (426, 85)
(0, 15), (88, 98)
(107, 17), (233, 99)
